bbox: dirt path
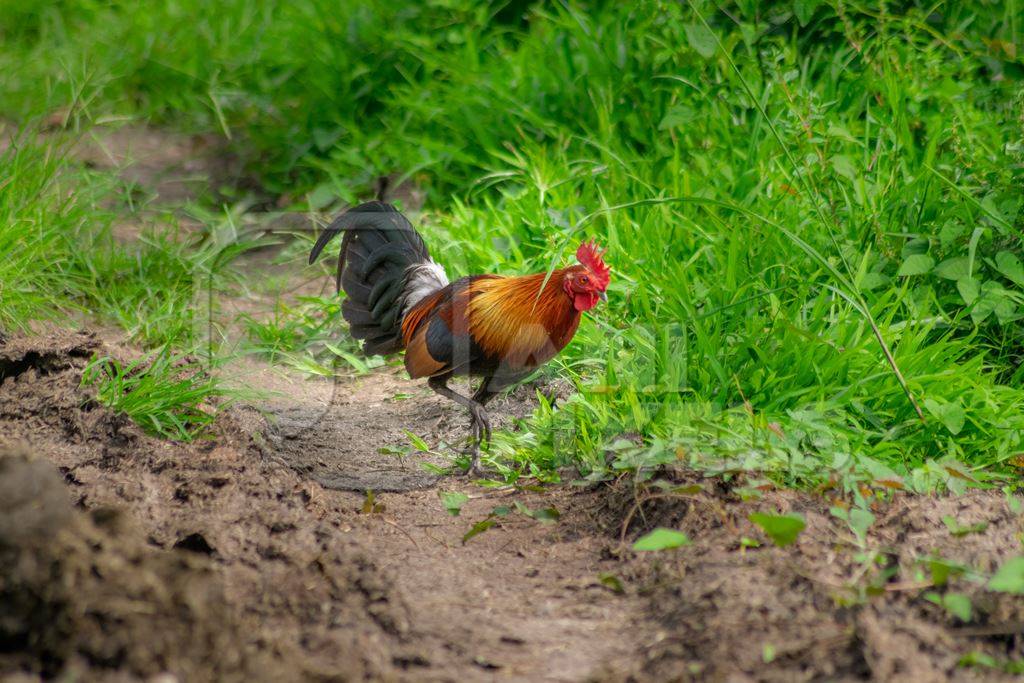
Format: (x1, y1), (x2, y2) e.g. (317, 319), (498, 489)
(333, 482), (648, 682)
(6, 329), (1024, 682)
(240, 354), (651, 681)
(0, 330), (649, 682)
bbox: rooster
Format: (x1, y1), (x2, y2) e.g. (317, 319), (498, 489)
(308, 201), (610, 473)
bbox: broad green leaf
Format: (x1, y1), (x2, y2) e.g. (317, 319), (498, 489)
(848, 507), (875, 540)
(957, 277), (980, 305)
(684, 23), (717, 58)
(959, 652), (998, 668)
(995, 250), (1024, 287)
(632, 527), (690, 551)
(514, 501), (560, 523)
(972, 283), (1018, 325)
(939, 221), (966, 247)
(995, 302), (1022, 325)
(462, 518), (496, 543)
(897, 254), (934, 276)
(532, 507), (560, 522)
(598, 572), (625, 593)
(989, 557), (1024, 594)
(831, 155), (856, 181)
(971, 293), (996, 324)
(929, 559), (954, 587)
(439, 490), (469, 516)
(859, 272), (888, 291)
(981, 193), (1010, 223)
(658, 105), (696, 130)
(749, 512), (805, 547)
(926, 591), (972, 621)
(901, 237), (930, 257)
(924, 398), (965, 435)
(934, 256), (970, 281)
(793, 0), (822, 25)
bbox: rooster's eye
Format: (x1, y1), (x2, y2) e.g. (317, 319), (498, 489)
(579, 275), (589, 284)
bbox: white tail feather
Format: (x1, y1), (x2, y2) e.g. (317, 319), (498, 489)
(401, 260), (449, 313)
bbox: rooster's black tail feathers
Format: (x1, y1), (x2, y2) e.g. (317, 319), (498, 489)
(309, 201), (447, 356)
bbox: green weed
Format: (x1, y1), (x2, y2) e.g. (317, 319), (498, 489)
(240, 295), (386, 376)
(0, 130), (246, 348)
(81, 348), (232, 441)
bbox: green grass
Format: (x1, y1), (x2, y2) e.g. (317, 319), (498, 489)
(0, 129), (246, 437)
(81, 349), (232, 440)
(2, 0), (1023, 487)
(240, 294), (385, 375)
(0, 129), (245, 347)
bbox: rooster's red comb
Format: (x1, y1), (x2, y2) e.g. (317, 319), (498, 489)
(576, 241), (610, 290)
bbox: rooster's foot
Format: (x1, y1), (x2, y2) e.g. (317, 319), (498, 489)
(456, 445), (485, 478)
(453, 405), (491, 477)
(469, 404), (492, 445)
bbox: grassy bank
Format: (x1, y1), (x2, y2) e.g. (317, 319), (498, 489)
(1, 1), (1022, 486)
(0, 131), (240, 437)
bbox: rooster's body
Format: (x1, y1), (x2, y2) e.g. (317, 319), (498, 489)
(309, 201), (609, 473)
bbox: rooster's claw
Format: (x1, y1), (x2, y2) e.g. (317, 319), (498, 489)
(469, 405), (492, 446)
(458, 442), (485, 478)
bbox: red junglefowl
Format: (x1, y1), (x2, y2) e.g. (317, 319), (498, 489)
(308, 201), (610, 473)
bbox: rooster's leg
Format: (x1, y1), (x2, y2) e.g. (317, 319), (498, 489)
(427, 376), (490, 474)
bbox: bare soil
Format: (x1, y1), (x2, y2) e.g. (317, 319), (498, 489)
(591, 478), (1024, 682)
(3, 329), (1024, 682)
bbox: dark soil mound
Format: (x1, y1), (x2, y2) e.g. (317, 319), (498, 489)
(0, 447), (276, 681)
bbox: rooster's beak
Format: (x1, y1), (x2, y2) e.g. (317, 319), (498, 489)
(599, 291), (607, 303)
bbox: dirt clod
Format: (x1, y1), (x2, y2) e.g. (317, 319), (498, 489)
(0, 446), (276, 681)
